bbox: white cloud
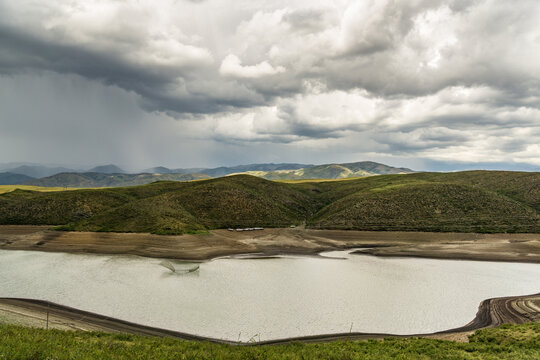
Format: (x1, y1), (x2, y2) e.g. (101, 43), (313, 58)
(337, 0), (398, 55)
(219, 54), (285, 78)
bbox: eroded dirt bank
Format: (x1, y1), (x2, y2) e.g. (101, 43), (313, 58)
(0, 225), (539, 263)
(1, 293), (539, 344)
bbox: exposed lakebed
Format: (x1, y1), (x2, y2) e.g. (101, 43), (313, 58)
(0, 249), (539, 341)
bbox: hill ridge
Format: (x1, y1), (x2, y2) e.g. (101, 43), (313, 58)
(1, 171), (538, 234)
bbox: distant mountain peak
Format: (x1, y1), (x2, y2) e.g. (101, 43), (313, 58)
(1, 165), (77, 178)
(88, 164), (124, 174)
(0, 172), (35, 185)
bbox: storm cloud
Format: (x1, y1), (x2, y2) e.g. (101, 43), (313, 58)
(0, 0), (539, 170)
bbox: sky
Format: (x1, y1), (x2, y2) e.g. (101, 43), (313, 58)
(0, 0), (539, 172)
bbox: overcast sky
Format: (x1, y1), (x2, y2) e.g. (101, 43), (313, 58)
(0, 0), (539, 171)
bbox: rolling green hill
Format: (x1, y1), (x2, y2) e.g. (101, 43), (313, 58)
(0, 171), (538, 234)
(231, 161), (413, 180)
(62, 176), (316, 234)
(309, 182), (538, 232)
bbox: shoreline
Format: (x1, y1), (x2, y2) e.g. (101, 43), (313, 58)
(1, 225), (539, 264)
(1, 293), (539, 344)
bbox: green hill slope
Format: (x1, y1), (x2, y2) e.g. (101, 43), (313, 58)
(0, 189), (132, 225)
(61, 194), (207, 235)
(437, 170), (540, 210)
(61, 176), (315, 234)
(0, 171), (538, 234)
(308, 182), (538, 232)
(166, 176), (317, 228)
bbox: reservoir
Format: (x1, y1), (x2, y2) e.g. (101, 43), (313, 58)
(0, 249), (539, 341)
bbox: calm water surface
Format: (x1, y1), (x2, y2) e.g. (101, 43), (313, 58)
(0, 249), (539, 341)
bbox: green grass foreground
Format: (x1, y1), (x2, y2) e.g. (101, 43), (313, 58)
(1, 323), (540, 360)
(1, 170), (539, 234)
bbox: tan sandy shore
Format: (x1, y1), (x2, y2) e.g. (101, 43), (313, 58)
(1, 225), (539, 263)
(1, 293), (539, 344)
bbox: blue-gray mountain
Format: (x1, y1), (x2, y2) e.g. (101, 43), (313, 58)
(7, 161), (413, 187)
(0, 172), (35, 185)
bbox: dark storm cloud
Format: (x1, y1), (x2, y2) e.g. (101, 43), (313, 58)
(1, 0), (538, 113)
(0, 0), (539, 169)
(0, 24), (268, 114)
(0, 25), (164, 87)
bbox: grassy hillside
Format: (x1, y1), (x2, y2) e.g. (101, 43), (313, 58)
(309, 182), (538, 232)
(0, 189), (131, 225)
(1, 322), (539, 360)
(0, 185), (79, 194)
(61, 176), (314, 234)
(0, 171), (539, 234)
(60, 194), (207, 235)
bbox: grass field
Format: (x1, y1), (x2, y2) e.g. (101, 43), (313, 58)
(0, 171), (538, 234)
(0, 185), (79, 194)
(0, 322), (539, 360)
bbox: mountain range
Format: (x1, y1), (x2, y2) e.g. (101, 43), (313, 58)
(0, 161), (413, 187)
(0, 165), (80, 178)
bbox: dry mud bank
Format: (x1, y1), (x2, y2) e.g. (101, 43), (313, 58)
(0, 225), (539, 263)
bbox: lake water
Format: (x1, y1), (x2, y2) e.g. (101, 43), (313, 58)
(0, 249), (539, 341)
